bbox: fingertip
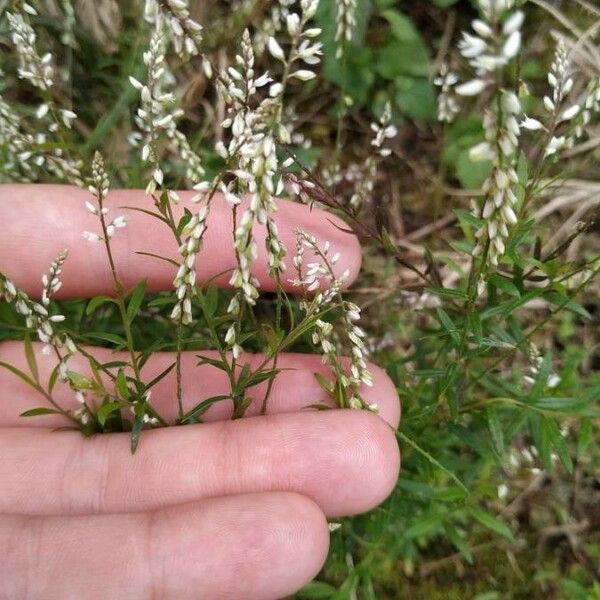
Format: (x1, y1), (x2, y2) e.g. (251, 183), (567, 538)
(274, 492), (331, 586)
(328, 410), (400, 517)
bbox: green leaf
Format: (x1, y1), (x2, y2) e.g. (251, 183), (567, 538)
(0, 361), (40, 391)
(85, 332), (128, 347)
(146, 362), (176, 390)
(86, 295), (116, 315)
(67, 371), (94, 390)
(23, 334), (38, 383)
(116, 369), (130, 401)
(127, 279), (147, 322)
(20, 407), (61, 417)
(486, 407), (504, 456)
(131, 417), (143, 453)
(297, 581), (337, 599)
(469, 507), (515, 542)
(576, 419), (593, 460)
(397, 431), (469, 495)
(426, 287), (468, 300)
(180, 395), (231, 422)
(394, 76), (436, 121)
(405, 512), (444, 539)
(489, 275), (520, 297)
(456, 149), (493, 189)
(97, 401), (122, 426)
(436, 307), (460, 343)
(544, 417), (573, 473)
(48, 364), (60, 394)
(443, 523), (474, 564)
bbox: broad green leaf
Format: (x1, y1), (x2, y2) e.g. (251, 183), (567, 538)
(395, 76), (436, 121)
(97, 401), (122, 426)
(116, 369), (130, 401)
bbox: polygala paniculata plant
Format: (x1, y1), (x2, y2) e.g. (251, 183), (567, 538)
(0, 0), (599, 590)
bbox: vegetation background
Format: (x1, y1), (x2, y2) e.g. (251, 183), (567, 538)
(1, 0), (599, 598)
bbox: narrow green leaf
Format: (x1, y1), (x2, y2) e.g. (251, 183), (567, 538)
(576, 419), (593, 460)
(405, 512), (444, 539)
(544, 417), (573, 473)
(470, 507), (515, 542)
(131, 418), (143, 453)
(85, 332), (128, 347)
(180, 395), (231, 422)
(24, 334), (39, 383)
(0, 361), (40, 391)
(486, 406), (504, 456)
(127, 279), (147, 322)
(20, 407), (61, 417)
(397, 431), (469, 495)
(146, 362), (176, 390)
(436, 307), (460, 343)
(86, 295), (116, 315)
(443, 523), (474, 564)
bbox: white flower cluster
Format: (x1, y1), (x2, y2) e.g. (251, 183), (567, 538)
(143, 0), (203, 57)
(0, 95), (35, 181)
(0, 260), (75, 363)
(7, 10), (54, 90)
(334, 0), (357, 58)
(470, 89), (521, 284)
(350, 102), (397, 210)
(3, 9), (83, 186)
(130, 31), (205, 192)
(524, 344), (561, 389)
(83, 153), (127, 243)
(455, 0), (523, 98)
(215, 30), (281, 313)
(171, 192), (210, 324)
(520, 41), (600, 158)
(292, 229), (375, 405)
(434, 64), (460, 123)
(41, 250), (68, 308)
(448, 1), (525, 291)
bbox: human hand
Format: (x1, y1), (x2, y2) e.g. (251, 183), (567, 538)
(0, 184), (400, 600)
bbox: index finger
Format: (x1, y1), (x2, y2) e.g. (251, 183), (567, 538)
(0, 184), (361, 298)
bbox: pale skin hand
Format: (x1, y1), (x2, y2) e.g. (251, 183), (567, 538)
(0, 184), (401, 600)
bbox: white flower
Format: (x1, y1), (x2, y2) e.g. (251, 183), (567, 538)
(82, 231), (101, 242)
(469, 142), (496, 162)
(290, 70), (317, 82)
(456, 79), (487, 96)
(267, 37), (285, 61)
(520, 116), (544, 131)
(503, 10), (525, 35)
(559, 104), (580, 122)
(502, 31), (521, 60)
